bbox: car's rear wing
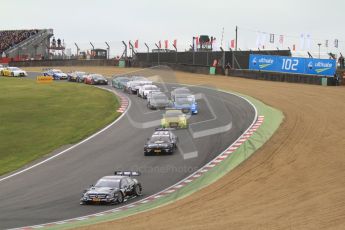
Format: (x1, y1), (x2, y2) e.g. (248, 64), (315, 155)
(114, 171), (141, 176)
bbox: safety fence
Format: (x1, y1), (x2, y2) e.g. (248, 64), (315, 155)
(135, 50), (291, 69)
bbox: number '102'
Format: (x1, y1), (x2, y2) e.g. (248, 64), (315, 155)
(282, 58), (299, 71)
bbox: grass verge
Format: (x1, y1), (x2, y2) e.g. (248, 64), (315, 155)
(0, 77), (120, 176)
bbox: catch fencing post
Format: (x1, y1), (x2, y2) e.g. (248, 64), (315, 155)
(172, 43), (177, 63)
(145, 43), (150, 62)
(155, 43), (160, 65)
(121, 41), (127, 59)
(74, 43), (79, 58)
(105, 42), (110, 59)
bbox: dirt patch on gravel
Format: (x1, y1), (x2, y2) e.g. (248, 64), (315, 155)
(27, 66), (345, 229)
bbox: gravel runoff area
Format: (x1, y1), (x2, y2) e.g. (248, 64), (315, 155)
(24, 66), (345, 230)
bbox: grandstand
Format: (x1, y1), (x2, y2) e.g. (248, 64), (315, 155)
(0, 29), (53, 62)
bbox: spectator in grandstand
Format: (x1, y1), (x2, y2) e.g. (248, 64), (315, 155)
(0, 29), (38, 54)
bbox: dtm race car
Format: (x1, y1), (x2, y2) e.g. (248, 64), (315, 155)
(80, 171), (142, 205)
(43, 69), (68, 80)
(67, 71), (86, 82)
(138, 84), (160, 98)
(170, 87), (192, 101)
(161, 109), (188, 129)
(112, 76), (131, 89)
(1, 67), (27, 77)
(76, 72), (89, 83)
(147, 93), (171, 110)
(173, 94), (198, 114)
(84, 74), (108, 85)
(144, 128), (178, 156)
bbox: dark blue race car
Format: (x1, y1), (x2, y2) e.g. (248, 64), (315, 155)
(43, 69), (68, 80)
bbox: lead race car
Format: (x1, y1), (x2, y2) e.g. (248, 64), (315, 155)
(80, 171), (142, 205)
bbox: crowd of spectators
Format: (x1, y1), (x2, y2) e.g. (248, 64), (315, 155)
(0, 29), (39, 55)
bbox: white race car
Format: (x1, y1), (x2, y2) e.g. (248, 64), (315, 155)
(147, 90), (164, 103)
(124, 80), (152, 94)
(138, 85), (160, 99)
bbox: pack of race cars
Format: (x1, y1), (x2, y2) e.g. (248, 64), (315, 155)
(80, 75), (200, 206)
(73, 72), (197, 205)
(42, 69), (109, 85)
(2, 68), (198, 206)
(112, 75), (197, 154)
(112, 75), (198, 114)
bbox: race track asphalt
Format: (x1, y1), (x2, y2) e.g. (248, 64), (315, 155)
(0, 73), (255, 229)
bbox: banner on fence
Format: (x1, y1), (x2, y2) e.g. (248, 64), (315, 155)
(249, 54), (336, 76)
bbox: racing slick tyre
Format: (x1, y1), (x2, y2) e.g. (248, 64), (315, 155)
(134, 184), (142, 196)
(117, 192), (124, 203)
